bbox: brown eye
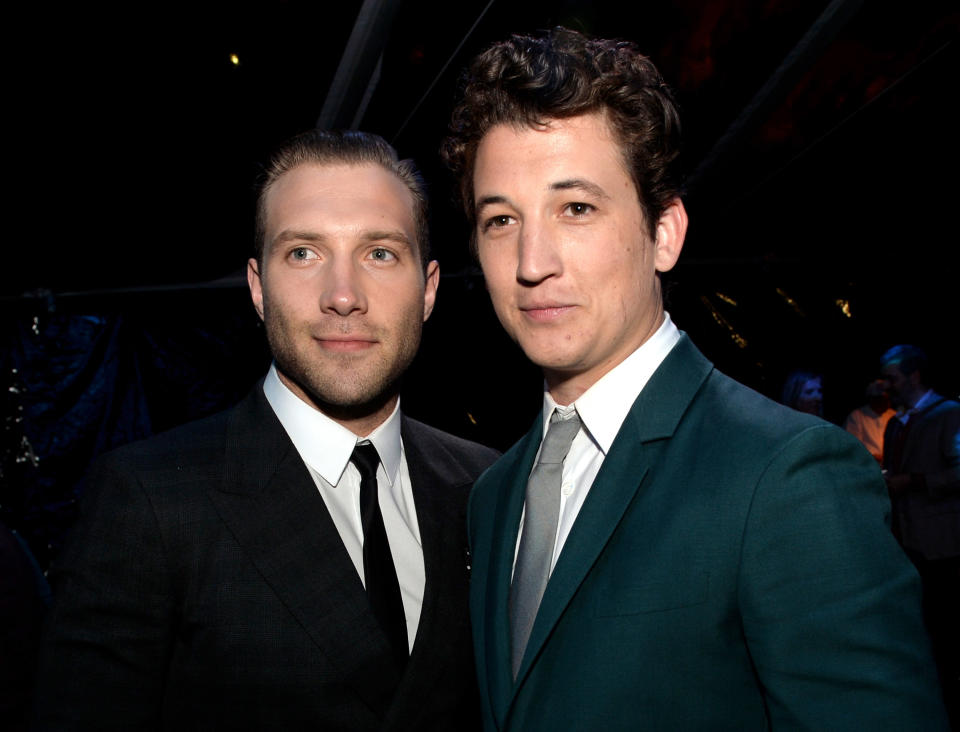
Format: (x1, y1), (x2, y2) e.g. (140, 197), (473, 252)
(564, 202), (594, 217)
(483, 214), (515, 230)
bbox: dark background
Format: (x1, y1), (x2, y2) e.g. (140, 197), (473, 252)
(3, 0), (958, 567)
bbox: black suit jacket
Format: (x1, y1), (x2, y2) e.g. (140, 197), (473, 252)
(34, 386), (499, 730)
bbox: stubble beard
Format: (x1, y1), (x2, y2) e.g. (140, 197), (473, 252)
(263, 302), (423, 423)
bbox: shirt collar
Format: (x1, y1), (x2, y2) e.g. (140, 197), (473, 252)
(910, 388), (937, 413)
(542, 312), (682, 454)
(262, 363), (402, 486)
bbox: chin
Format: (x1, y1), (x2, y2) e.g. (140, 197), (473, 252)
(519, 342), (581, 371)
(306, 368), (399, 409)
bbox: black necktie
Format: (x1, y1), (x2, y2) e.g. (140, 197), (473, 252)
(350, 443), (408, 669)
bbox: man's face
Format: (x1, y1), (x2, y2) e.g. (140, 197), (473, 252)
(472, 112), (685, 401)
(248, 162), (438, 419)
(880, 363), (910, 408)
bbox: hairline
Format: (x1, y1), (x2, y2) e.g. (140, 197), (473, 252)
(258, 160), (425, 267)
(255, 133), (430, 271)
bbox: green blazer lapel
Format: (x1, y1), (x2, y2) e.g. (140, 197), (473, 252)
(475, 418), (543, 726)
(514, 335), (714, 687)
(207, 388), (402, 719)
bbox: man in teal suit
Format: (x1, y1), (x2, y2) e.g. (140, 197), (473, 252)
(442, 28), (948, 730)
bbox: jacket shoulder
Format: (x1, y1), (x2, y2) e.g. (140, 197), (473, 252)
(923, 394), (960, 418)
(96, 405), (232, 477)
(401, 417), (500, 478)
(699, 369), (849, 446)
(91, 388), (272, 491)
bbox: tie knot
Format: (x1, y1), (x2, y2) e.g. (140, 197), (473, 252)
(539, 411), (581, 464)
(351, 442), (381, 480)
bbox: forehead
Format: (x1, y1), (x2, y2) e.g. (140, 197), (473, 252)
(473, 112), (633, 197)
(264, 162), (416, 238)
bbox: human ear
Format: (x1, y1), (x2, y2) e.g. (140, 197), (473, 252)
(247, 258), (265, 320)
(422, 260), (440, 321)
(654, 198), (688, 273)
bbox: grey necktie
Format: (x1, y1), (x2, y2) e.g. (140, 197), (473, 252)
(509, 409), (582, 678)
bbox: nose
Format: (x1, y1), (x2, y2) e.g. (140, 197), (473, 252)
(516, 220), (562, 285)
(319, 256), (367, 316)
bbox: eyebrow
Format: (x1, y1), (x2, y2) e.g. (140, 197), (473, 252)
(550, 178), (610, 200)
(475, 194), (509, 214)
(273, 230), (324, 246)
(474, 178), (611, 214)
(361, 229), (412, 246)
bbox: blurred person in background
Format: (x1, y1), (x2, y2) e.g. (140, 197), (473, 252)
(781, 369), (824, 417)
(881, 344), (960, 727)
(844, 378), (896, 462)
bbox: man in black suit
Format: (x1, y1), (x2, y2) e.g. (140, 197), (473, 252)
(881, 344), (960, 726)
(34, 130), (499, 730)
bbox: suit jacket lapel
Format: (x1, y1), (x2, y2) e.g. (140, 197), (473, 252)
(512, 335), (714, 688)
(480, 420), (543, 724)
(383, 417), (484, 728)
(206, 387), (401, 718)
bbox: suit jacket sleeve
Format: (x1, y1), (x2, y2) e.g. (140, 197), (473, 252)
(738, 424), (946, 729)
(34, 453), (174, 730)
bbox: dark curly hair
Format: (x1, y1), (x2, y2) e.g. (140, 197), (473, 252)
(255, 129), (430, 269)
(441, 27), (683, 251)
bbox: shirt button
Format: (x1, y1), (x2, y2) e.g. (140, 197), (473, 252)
(562, 482), (574, 496)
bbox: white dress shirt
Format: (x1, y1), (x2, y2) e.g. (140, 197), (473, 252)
(262, 364), (424, 650)
(517, 313), (682, 574)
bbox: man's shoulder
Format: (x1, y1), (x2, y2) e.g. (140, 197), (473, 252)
(95, 388), (265, 479)
(844, 406), (868, 424)
(702, 368), (827, 433)
(401, 416), (500, 477)
(908, 393), (960, 445)
(646, 334), (835, 445)
(920, 392), (960, 419)
(653, 358), (864, 469)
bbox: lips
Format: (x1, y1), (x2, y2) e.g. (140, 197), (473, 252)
(519, 303), (576, 322)
(314, 335), (378, 352)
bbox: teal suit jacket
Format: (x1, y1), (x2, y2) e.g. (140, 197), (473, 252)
(469, 336), (947, 730)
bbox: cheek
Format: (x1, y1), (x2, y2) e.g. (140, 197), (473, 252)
(486, 285), (515, 325)
(479, 256), (515, 297)
(269, 289), (306, 316)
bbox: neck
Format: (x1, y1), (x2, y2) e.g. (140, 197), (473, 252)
(315, 396), (398, 437)
(545, 373), (593, 407)
(277, 370), (399, 437)
(545, 308), (666, 406)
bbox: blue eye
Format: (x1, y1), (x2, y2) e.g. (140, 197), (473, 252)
(290, 247), (318, 261)
(370, 248), (396, 262)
